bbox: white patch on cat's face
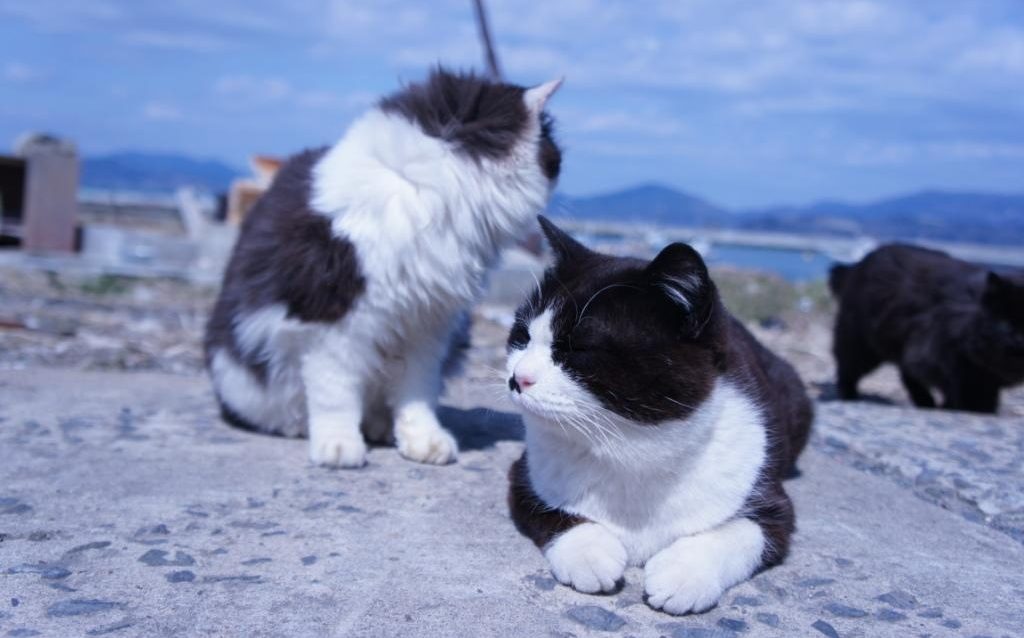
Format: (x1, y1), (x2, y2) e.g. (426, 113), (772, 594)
(506, 309), (603, 427)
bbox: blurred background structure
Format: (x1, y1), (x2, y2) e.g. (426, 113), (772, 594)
(1, 0), (1023, 280)
(1, 0), (1022, 407)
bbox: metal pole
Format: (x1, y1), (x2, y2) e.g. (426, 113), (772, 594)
(472, 0), (502, 79)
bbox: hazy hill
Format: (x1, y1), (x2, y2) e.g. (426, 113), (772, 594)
(553, 183), (730, 227)
(81, 153), (241, 193)
(552, 183), (1024, 245)
(742, 190), (1024, 244)
(77, 151), (1024, 245)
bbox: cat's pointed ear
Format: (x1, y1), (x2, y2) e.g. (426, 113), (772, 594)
(983, 271), (1020, 315)
(985, 271), (1010, 293)
(538, 214), (590, 265)
(646, 242), (712, 318)
(524, 77), (563, 113)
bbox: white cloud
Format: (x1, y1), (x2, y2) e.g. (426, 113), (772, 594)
(502, 45), (573, 78)
(570, 110), (686, 136)
(838, 139), (1024, 167)
(4, 0), (1023, 204)
(295, 90), (376, 111)
(142, 102), (183, 121)
(954, 29), (1024, 75)
(213, 75), (373, 112)
(122, 29), (228, 52)
(214, 75), (292, 101)
(3, 62), (43, 83)
(7, 0), (1017, 100)
(391, 41), (479, 70)
(0, 0), (124, 31)
(840, 141), (916, 167)
(790, 0), (890, 36)
(731, 93), (862, 117)
(324, 0), (436, 42)
(929, 141), (1024, 161)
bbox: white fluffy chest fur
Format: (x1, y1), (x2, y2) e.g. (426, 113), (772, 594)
(310, 110), (549, 330)
(525, 384), (767, 564)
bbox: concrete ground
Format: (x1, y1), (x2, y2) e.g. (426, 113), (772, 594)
(2, 368), (1022, 638)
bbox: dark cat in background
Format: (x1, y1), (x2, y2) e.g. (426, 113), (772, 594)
(830, 243), (1024, 413)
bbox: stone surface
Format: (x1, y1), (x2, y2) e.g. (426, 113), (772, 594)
(2, 368), (1023, 637)
(815, 400), (1024, 543)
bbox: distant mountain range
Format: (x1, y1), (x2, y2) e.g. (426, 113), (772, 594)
(78, 152), (1024, 246)
(558, 184), (1024, 246)
(739, 191), (1024, 245)
(81, 152), (241, 194)
(551, 184), (727, 227)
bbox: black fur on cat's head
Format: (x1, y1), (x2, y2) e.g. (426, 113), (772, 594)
(506, 216), (727, 424)
(971, 271), (1024, 382)
(379, 66), (562, 180)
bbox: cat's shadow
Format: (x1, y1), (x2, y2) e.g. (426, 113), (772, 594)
(813, 381), (895, 406)
(438, 405), (524, 451)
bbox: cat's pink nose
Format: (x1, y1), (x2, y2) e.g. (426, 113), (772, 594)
(509, 373), (536, 393)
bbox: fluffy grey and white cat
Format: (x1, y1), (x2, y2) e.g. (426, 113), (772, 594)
(507, 218), (813, 614)
(205, 69), (563, 467)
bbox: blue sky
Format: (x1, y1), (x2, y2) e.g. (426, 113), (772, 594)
(2, 0), (1023, 208)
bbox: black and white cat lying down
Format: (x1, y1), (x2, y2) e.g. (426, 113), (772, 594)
(506, 217), (813, 615)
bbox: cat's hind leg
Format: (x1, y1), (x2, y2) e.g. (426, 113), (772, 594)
(209, 348), (306, 437)
(360, 388), (394, 445)
(302, 345), (367, 468)
(942, 371), (1000, 414)
(644, 517), (767, 615)
(833, 315), (880, 400)
(389, 335), (458, 465)
(899, 366), (936, 408)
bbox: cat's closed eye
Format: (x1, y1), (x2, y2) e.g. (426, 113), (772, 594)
(508, 322), (530, 349)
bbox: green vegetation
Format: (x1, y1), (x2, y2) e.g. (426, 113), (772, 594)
(45, 271), (66, 293)
(78, 274), (132, 296)
(712, 269), (834, 325)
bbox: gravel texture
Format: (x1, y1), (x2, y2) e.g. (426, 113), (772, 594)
(2, 264), (1023, 636)
(1, 368), (1023, 637)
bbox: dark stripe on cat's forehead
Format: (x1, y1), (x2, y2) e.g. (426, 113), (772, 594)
(379, 67), (531, 161)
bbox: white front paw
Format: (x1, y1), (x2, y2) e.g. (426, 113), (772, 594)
(544, 523), (627, 594)
(396, 425), (458, 465)
(644, 543), (724, 615)
(309, 433), (367, 468)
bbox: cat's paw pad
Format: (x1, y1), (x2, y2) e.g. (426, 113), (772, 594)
(544, 523), (627, 594)
(643, 548), (723, 615)
(396, 424), (458, 465)
(309, 433), (367, 468)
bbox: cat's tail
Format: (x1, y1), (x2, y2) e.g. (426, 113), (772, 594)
(828, 264), (852, 297)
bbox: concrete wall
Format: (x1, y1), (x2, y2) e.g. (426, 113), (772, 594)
(23, 144), (79, 253)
